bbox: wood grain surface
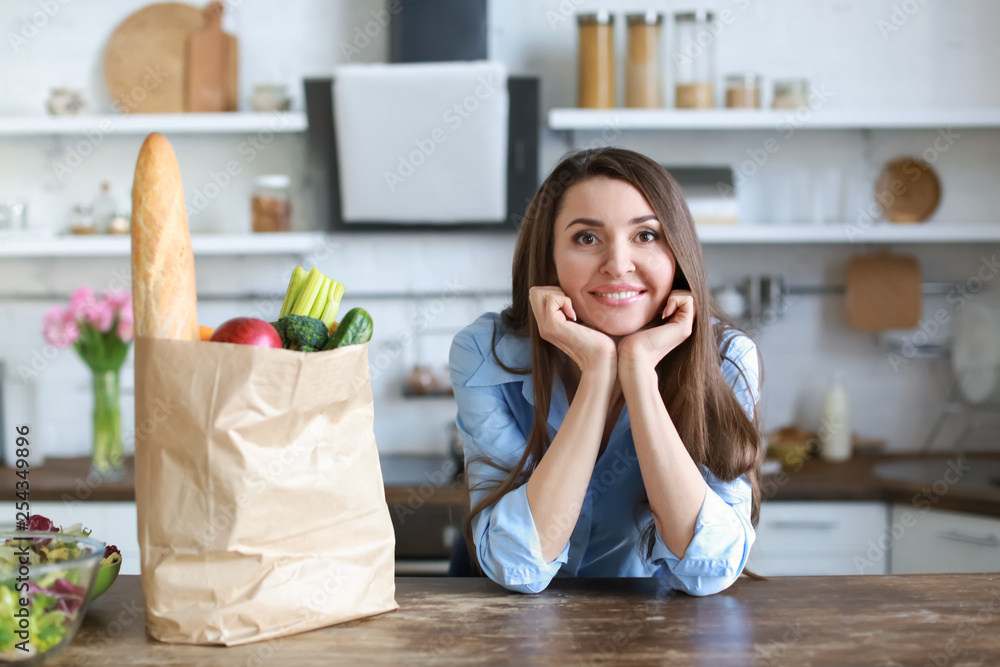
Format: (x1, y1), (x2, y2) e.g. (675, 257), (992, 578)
(186, 1), (238, 112)
(104, 3), (204, 113)
(50, 574), (1000, 665)
(845, 252), (922, 331)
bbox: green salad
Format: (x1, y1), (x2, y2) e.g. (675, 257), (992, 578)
(0, 515), (120, 660)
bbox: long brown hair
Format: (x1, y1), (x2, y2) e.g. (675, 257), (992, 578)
(464, 147), (764, 574)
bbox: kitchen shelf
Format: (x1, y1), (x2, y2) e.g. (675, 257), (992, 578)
(0, 232), (327, 257)
(549, 108), (1000, 131)
(694, 223), (1000, 244)
(0, 112), (307, 135)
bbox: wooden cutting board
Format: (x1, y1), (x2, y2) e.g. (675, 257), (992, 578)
(875, 157), (942, 223)
(186, 1), (238, 112)
(844, 253), (922, 332)
(104, 3), (204, 114)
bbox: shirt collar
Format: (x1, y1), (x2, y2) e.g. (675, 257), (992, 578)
(463, 328), (528, 380)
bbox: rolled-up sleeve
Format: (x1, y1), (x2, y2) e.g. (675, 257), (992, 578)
(651, 470), (754, 596)
(450, 327), (569, 594)
(651, 334), (762, 596)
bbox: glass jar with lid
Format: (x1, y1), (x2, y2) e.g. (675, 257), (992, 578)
(625, 11), (664, 108)
(251, 175), (291, 233)
(725, 73), (762, 109)
(672, 10), (717, 109)
(772, 79), (811, 109)
(576, 11), (615, 108)
(68, 204), (95, 235)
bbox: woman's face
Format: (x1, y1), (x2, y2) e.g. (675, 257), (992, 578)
(552, 177), (677, 337)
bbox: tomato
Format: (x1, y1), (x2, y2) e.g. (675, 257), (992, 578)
(209, 318), (283, 348)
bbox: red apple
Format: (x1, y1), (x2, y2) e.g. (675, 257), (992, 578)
(209, 317), (283, 348)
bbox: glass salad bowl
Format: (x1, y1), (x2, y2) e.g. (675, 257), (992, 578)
(0, 531), (105, 665)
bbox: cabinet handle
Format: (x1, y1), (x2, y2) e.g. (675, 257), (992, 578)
(769, 521), (837, 531)
(936, 530), (1000, 548)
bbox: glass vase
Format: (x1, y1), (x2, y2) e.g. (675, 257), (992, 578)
(90, 369), (124, 482)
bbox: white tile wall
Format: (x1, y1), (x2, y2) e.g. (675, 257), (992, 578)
(1, 0), (999, 459)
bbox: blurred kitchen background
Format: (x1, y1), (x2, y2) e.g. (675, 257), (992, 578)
(1, 0), (1000, 576)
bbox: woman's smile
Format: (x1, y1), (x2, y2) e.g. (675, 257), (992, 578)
(589, 284), (648, 306)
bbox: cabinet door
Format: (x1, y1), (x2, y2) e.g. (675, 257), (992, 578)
(890, 505), (1000, 574)
(10, 501), (141, 575)
(748, 501), (889, 576)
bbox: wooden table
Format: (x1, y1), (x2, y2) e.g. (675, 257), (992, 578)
(49, 574), (1000, 665)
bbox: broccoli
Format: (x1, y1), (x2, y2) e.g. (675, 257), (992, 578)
(273, 314), (329, 351)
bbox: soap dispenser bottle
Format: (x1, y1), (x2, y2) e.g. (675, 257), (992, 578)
(819, 371), (851, 462)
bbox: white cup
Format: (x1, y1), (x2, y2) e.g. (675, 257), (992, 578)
(810, 166), (844, 225)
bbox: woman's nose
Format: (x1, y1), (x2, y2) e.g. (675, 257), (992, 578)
(601, 241), (635, 277)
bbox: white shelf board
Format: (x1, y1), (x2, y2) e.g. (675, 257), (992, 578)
(0, 232), (327, 257)
(696, 223), (1000, 244)
(0, 112), (307, 135)
(549, 108), (1000, 131)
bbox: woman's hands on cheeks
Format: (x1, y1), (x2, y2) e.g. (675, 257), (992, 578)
(529, 286), (617, 377)
(617, 290), (696, 376)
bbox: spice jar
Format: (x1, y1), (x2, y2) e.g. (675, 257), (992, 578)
(772, 79), (810, 109)
(68, 205), (95, 235)
(725, 73), (761, 109)
(625, 11), (663, 108)
(107, 211), (130, 235)
(673, 10), (716, 109)
(577, 11), (615, 108)
(251, 175), (291, 233)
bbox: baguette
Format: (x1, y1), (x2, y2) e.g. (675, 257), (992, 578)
(130, 132), (199, 341)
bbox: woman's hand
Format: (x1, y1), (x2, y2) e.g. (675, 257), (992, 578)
(529, 286), (617, 376)
(617, 290), (696, 375)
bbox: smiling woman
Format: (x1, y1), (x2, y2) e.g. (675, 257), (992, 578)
(450, 147), (764, 595)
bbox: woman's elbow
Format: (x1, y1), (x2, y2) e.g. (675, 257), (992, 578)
(476, 544), (556, 594)
(671, 568), (742, 596)
(497, 578), (551, 595)
(478, 565), (553, 594)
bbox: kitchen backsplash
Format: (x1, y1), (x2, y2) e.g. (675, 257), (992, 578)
(4, 239), (1000, 459)
(2, 0), (1000, 458)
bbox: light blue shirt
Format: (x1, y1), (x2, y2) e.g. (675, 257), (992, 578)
(450, 312), (761, 596)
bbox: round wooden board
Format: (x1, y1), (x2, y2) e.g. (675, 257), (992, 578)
(104, 3), (204, 114)
(874, 157), (942, 223)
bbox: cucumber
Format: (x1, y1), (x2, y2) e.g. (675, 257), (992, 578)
(322, 308), (373, 350)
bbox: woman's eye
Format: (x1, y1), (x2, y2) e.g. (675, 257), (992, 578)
(636, 230), (658, 243)
(575, 232), (598, 246)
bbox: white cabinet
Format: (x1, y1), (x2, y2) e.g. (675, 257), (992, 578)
(889, 505), (1000, 574)
(748, 501), (890, 576)
(15, 501), (140, 575)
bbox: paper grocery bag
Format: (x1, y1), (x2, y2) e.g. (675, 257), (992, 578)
(133, 337), (397, 646)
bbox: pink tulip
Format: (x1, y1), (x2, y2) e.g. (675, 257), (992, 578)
(67, 286), (95, 320)
(82, 299), (115, 333)
(104, 289), (132, 314)
(42, 305), (79, 348)
(117, 310), (134, 342)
